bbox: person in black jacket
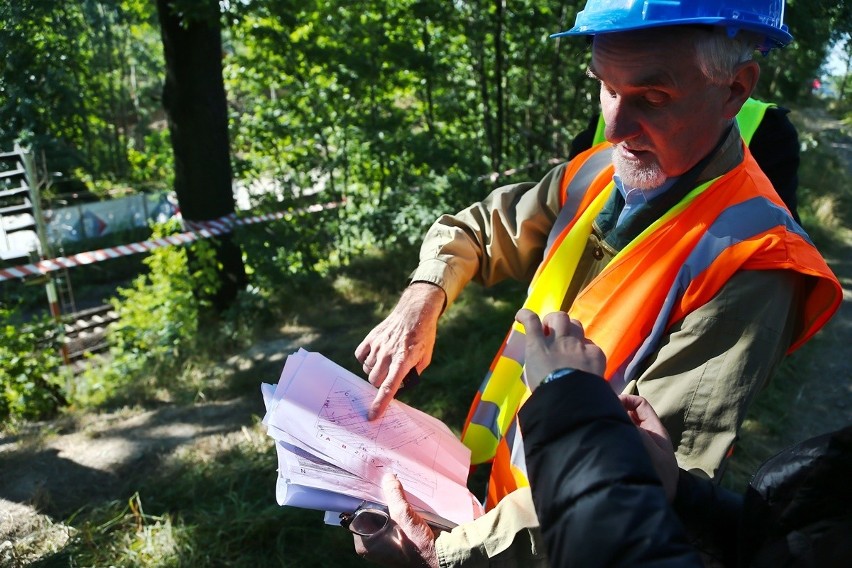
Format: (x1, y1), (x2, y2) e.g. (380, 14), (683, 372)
(516, 308), (852, 568)
(516, 307), (703, 567)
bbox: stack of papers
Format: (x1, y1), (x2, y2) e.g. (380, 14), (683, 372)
(261, 349), (484, 528)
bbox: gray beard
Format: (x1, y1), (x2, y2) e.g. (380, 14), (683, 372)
(612, 148), (666, 190)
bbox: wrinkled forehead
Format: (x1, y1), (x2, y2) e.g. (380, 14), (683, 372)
(591, 26), (704, 59)
(590, 27), (704, 85)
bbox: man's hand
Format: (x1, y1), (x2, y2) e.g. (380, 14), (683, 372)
(515, 308), (606, 389)
(353, 474), (439, 568)
(355, 282), (446, 420)
(618, 394), (679, 502)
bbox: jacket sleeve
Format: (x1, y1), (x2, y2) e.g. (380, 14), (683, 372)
(409, 163), (566, 308)
(434, 487), (548, 568)
(628, 269), (800, 479)
(519, 371), (703, 568)
(671, 468), (744, 565)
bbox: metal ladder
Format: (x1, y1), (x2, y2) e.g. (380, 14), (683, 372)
(0, 144), (75, 361)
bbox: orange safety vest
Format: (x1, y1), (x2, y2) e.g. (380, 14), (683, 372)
(461, 143), (842, 510)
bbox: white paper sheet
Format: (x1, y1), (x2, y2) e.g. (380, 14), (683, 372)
(261, 350), (482, 526)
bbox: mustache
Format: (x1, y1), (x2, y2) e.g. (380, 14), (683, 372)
(615, 142), (654, 153)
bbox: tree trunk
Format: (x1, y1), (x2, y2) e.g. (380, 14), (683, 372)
(156, 0), (246, 310)
(838, 41), (852, 102)
(493, 0), (504, 173)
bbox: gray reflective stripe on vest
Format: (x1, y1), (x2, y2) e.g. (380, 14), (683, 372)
(467, 327), (527, 440)
(614, 196), (799, 386)
(506, 415), (528, 479)
(544, 147), (614, 255)
(469, 391), (501, 440)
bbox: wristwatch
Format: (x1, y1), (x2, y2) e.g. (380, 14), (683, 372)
(541, 367), (579, 385)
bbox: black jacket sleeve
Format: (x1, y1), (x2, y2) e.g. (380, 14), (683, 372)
(671, 468), (744, 565)
(743, 106), (800, 223)
(672, 426), (852, 568)
(742, 426), (852, 567)
(519, 371), (702, 568)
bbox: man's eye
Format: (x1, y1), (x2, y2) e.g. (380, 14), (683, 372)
(644, 91), (669, 106)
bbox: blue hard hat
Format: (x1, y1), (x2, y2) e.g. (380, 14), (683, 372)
(551, 0), (793, 51)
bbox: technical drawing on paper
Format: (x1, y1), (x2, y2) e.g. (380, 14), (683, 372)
(315, 375), (441, 497)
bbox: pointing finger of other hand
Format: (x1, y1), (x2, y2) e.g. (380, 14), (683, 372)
(515, 308), (544, 340)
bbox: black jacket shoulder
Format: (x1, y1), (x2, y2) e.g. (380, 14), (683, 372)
(519, 372), (702, 567)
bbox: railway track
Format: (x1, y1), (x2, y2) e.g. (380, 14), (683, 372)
(61, 304), (118, 372)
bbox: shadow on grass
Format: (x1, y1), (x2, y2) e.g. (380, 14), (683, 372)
(18, 244), (528, 567)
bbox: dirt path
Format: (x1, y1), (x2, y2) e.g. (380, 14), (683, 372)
(2, 109), (851, 566)
(782, 107), (852, 443)
(0, 337), (300, 565)
(783, 227), (852, 442)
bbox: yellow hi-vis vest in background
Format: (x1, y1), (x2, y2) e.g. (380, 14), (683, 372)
(460, 142), (842, 511)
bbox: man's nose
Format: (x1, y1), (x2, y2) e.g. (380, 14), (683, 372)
(602, 99), (641, 144)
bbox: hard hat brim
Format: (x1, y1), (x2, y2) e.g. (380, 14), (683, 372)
(551, 18), (793, 50)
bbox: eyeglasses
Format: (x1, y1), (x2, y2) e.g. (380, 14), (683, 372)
(339, 502), (390, 537)
(339, 500), (456, 537)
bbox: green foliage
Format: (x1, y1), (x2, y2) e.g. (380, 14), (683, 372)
(237, 207), (342, 307)
(126, 129), (176, 190)
(756, 0), (852, 102)
(224, 0), (593, 251)
(4, 0), (848, 262)
(0, 303), (65, 422)
(0, 0), (169, 183)
(73, 221), (219, 406)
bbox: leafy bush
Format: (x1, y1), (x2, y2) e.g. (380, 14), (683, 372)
(237, 208), (342, 307)
(0, 303), (66, 422)
(73, 221), (219, 406)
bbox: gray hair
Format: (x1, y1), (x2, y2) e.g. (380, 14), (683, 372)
(693, 28), (760, 84)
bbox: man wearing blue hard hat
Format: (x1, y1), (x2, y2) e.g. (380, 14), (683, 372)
(351, 1), (842, 566)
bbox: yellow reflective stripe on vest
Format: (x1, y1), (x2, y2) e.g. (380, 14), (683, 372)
(615, 177), (718, 260)
(461, 182), (615, 465)
(590, 97), (775, 148)
(525, 181), (614, 315)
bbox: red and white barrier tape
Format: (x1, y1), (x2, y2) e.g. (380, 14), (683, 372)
(0, 202), (339, 284)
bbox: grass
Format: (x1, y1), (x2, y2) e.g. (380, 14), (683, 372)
(10, 246), (523, 568)
(15, 239), (851, 566)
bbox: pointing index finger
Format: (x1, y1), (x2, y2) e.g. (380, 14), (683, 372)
(368, 361), (407, 420)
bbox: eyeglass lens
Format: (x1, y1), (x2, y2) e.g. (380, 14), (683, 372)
(347, 509), (389, 536)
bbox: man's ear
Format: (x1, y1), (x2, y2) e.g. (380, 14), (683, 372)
(723, 60), (760, 119)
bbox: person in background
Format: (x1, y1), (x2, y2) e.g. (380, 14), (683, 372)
(352, 0), (842, 565)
